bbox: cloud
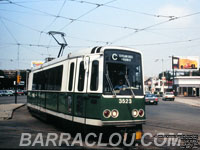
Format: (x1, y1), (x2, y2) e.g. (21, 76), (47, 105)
(157, 5), (192, 27)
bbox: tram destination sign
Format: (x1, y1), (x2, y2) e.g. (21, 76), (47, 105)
(111, 53), (134, 62)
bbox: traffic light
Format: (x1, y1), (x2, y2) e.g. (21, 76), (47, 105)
(17, 75), (21, 84)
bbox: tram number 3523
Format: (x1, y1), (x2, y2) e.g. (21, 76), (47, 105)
(119, 99), (132, 104)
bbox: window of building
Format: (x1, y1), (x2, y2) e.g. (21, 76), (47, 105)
(68, 63), (74, 91)
(90, 60), (99, 91)
(78, 61), (85, 91)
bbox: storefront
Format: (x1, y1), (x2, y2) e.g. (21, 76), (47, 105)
(174, 76), (200, 97)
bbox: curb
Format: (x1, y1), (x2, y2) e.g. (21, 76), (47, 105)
(10, 103), (26, 119)
(0, 103), (26, 120)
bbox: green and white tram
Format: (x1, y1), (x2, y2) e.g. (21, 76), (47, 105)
(27, 46), (145, 140)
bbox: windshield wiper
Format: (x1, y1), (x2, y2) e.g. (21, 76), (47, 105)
(106, 73), (116, 97)
(105, 65), (116, 97)
(125, 71), (135, 98)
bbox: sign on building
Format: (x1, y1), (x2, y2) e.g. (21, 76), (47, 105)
(31, 61), (44, 68)
(172, 56), (199, 70)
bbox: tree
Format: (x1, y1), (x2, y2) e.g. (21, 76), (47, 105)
(158, 71), (172, 81)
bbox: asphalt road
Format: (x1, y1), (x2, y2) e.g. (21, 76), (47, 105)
(0, 95), (27, 104)
(0, 96), (199, 149)
(145, 99), (200, 134)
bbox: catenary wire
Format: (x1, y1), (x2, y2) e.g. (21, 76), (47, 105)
(59, 0), (117, 31)
(0, 18), (19, 44)
(109, 11), (200, 44)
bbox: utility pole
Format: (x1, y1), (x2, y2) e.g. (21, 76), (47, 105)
(15, 71), (18, 104)
(172, 55), (175, 94)
(161, 58), (165, 93)
(15, 71), (21, 104)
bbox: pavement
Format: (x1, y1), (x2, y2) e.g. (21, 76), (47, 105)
(0, 103), (25, 120)
(175, 96), (200, 107)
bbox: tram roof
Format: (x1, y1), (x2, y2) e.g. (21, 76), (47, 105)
(31, 46), (141, 71)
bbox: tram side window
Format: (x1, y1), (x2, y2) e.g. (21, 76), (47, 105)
(78, 61), (85, 91)
(47, 66), (63, 90)
(90, 60), (99, 91)
(32, 65), (63, 91)
(32, 73), (37, 90)
(68, 63), (74, 91)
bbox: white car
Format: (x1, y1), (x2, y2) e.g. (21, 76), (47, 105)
(162, 92), (175, 101)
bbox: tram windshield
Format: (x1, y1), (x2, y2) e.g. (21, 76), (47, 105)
(104, 50), (143, 96)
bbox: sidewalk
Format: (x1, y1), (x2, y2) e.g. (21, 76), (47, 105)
(0, 103), (25, 120)
(175, 96), (200, 107)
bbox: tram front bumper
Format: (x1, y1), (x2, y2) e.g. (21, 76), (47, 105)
(102, 120), (145, 127)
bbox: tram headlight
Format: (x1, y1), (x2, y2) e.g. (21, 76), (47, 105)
(132, 109), (139, 118)
(103, 109), (111, 118)
(111, 109), (119, 118)
(139, 109), (144, 117)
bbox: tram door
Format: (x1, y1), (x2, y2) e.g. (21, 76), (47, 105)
(67, 59), (77, 116)
(73, 57), (90, 124)
(85, 55), (103, 120)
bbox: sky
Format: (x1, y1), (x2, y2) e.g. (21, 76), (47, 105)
(0, 0), (200, 77)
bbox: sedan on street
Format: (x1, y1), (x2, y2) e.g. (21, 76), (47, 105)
(162, 92), (175, 101)
(145, 94), (159, 105)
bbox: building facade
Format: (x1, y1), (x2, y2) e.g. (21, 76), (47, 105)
(174, 76), (200, 97)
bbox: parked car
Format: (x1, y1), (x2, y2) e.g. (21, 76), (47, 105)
(0, 90), (3, 96)
(162, 92), (175, 101)
(8, 90), (14, 96)
(2, 90), (14, 96)
(145, 94), (159, 105)
(8, 90), (14, 95)
(15, 90), (24, 96)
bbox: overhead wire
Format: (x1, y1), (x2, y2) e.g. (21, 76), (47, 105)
(0, 8), (50, 16)
(41, 0), (67, 32)
(109, 19), (174, 44)
(3, 36), (200, 49)
(0, 15), (111, 44)
(59, 0), (117, 30)
(0, 7), (140, 31)
(38, 0), (67, 45)
(3, 0), (141, 32)
(4, 0), (116, 32)
(0, 0), (63, 4)
(0, 18), (19, 44)
(0, 42), (91, 49)
(5, 0), (58, 17)
(0, 17), (22, 68)
(0, 0), (186, 19)
(63, 0), (176, 19)
(123, 37), (200, 47)
(109, 11), (200, 44)
(2, 0), (200, 53)
(0, 15), (43, 33)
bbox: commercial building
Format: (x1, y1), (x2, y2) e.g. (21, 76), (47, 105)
(0, 70), (27, 90)
(174, 76), (200, 97)
(144, 77), (173, 94)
